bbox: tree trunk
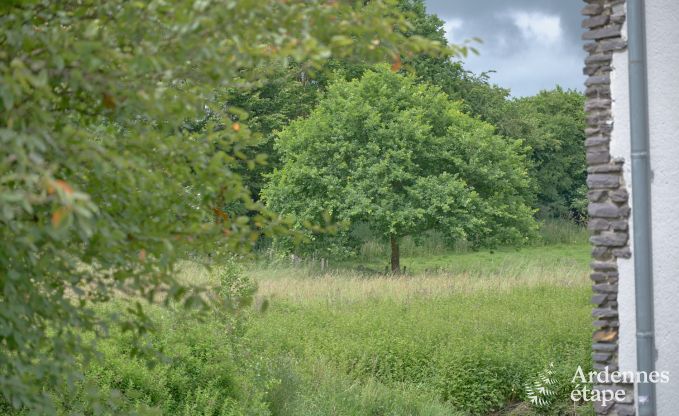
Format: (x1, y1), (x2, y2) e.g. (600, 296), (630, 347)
(390, 235), (400, 274)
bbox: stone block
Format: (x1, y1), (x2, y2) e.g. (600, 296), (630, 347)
(586, 135), (609, 147)
(589, 203), (621, 218)
(593, 342), (617, 352)
(593, 308), (618, 318)
(593, 352), (613, 362)
(592, 293), (609, 305)
(589, 218), (610, 231)
(588, 190), (607, 202)
(588, 173), (620, 188)
(591, 261), (617, 271)
(593, 283), (618, 294)
(610, 189), (628, 202)
(583, 15), (610, 28)
(590, 231), (628, 247)
(613, 247), (632, 258)
(583, 26), (622, 41)
(611, 220), (628, 231)
(600, 38), (627, 52)
(582, 4), (604, 16)
(586, 74), (611, 86)
(586, 53), (613, 64)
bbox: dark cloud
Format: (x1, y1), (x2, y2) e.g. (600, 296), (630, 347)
(424, 0), (585, 97)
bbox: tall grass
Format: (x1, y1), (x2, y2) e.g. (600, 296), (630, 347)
(358, 230), (466, 262)
(237, 233), (594, 415)
(247, 242), (589, 279)
(253, 269), (587, 305)
(538, 218), (589, 245)
(53, 223), (593, 416)
(168, 239), (594, 414)
(244, 244), (589, 305)
(246, 284), (594, 415)
(352, 218), (587, 264)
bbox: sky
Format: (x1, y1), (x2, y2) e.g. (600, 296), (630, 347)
(424, 0), (585, 97)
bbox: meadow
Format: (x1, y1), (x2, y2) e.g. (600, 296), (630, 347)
(47, 221), (596, 415)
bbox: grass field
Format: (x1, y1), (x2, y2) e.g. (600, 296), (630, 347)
(170, 233), (594, 415)
(248, 244), (590, 304)
(55, 225), (594, 415)
(240, 242), (593, 415)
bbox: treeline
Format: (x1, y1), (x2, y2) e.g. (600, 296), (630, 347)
(223, 1), (586, 264)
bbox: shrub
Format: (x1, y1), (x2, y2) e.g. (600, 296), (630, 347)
(218, 259), (258, 311)
(53, 303), (271, 415)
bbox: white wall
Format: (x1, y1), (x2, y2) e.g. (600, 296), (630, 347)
(609, 8), (635, 375)
(614, 0), (679, 413)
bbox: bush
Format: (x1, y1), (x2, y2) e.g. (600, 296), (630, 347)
(218, 258), (258, 311)
(51, 303), (271, 416)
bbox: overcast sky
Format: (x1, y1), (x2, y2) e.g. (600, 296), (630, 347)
(424, 0), (585, 97)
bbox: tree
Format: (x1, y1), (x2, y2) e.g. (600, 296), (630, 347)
(511, 88), (587, 219)
(399, 2), (586, 219)
(223, 64), (322, 200)
(220, 0), (467, 201)
(262, 67), (537, 272)
(0, 1), (444, 412)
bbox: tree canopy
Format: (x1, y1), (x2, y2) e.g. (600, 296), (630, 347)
(510, 88), (587, 218)
(263, 68), (537, 271)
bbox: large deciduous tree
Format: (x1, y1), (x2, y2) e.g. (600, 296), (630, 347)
(263, 68), (537, 272)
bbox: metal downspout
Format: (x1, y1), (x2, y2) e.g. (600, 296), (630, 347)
(627, 0), (656, 414)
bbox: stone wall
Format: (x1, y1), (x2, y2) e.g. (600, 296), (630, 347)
(582, 0), (635, 414)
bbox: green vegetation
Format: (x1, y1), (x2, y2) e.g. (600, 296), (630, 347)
(513, 89), (587, 219)
(43, 241), (593, 415)
(2, 0), (591, 414)
(0, 0), (446, 412)
(247, 285), (591, 415)
(263, 68), (537, 271)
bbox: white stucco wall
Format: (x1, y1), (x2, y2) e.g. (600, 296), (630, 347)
(609, 7), (635, 374)
(613, 0), (679, 413)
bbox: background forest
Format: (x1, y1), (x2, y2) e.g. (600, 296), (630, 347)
(1, 1), (591, 415)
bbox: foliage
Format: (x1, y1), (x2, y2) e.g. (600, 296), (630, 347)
(412, 63), (587, 222)
(228, 0), (588, 225)
(263, 67), (537, 269)
(537, 218), (589, 246)
(526, 362), (558, 409)
(221, 64), (322, 200)
(218, 257), (257, 312)
(416, 71), (586, 220)
(214, 0), (588, 227)
(394, 2), (587, 220)
(511, 88), (587, 218)
(220, 0), (480, 203)
(0, 0), (446, 412)
(396, 1), (516, 139)
(47, 302), (271, 416)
